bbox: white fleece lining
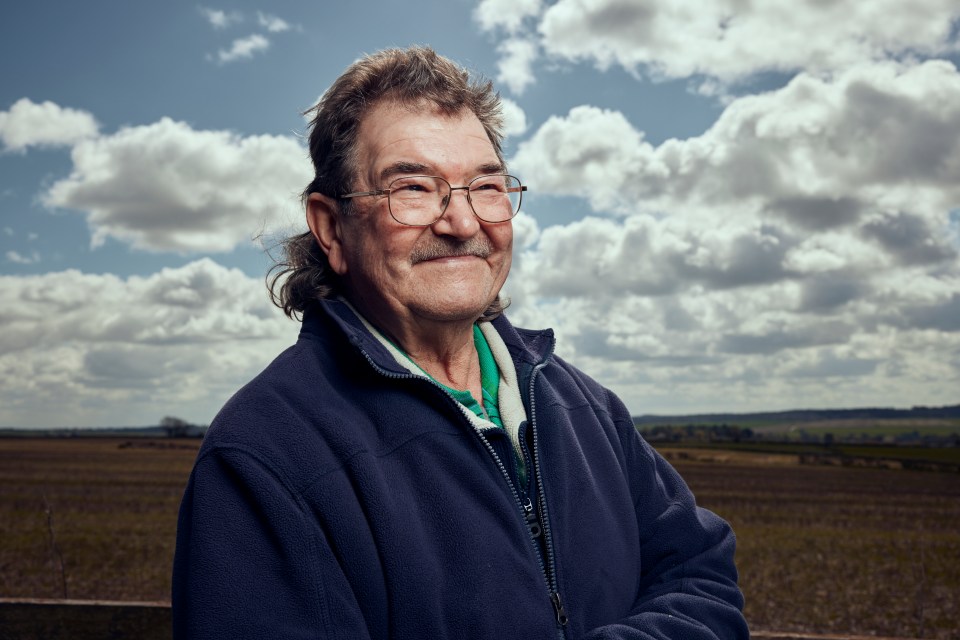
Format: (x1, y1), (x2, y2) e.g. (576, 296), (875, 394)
(478, 321), (528, 461)
(341, 299), (528, 461)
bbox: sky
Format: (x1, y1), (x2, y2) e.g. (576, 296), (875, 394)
(2, 1), (959, 428)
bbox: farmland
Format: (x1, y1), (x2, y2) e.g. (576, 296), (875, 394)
(1, 437), (959, 638)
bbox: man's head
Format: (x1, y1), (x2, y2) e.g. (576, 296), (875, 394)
(270, 46), (512, 322)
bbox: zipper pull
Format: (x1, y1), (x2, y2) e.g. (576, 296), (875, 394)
(521, 498), (542, 538)
(550, 592), (569, 626)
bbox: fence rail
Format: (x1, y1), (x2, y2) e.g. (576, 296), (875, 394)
(0, 598), (921, 640)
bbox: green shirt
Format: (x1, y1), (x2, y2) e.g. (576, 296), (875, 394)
(445, 325), (502, 427)
(389, 325), (503, 428)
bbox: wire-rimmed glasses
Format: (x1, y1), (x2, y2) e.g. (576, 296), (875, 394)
(341, 174), (526, 226)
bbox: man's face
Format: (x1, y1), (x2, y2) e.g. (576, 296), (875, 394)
(332, 101), (513, 329)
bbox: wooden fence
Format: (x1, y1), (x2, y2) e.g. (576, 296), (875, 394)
(0, 598), (921, 640)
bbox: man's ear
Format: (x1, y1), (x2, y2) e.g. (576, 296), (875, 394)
(306, 192), (348, 275)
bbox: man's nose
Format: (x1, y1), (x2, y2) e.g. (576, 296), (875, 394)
(431, 187), (480, 238)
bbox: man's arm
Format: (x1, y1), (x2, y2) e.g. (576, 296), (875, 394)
(582, 393), (749, 640)
(172, 445), (371, 640)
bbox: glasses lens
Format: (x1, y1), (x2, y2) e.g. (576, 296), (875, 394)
(387, 176), (448, 226)
(468, 175), (522, 222)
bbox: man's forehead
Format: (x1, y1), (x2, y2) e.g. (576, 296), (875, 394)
(355, 101), (499, 178)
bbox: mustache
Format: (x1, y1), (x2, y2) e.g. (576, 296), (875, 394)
(410, 236), (493, 265)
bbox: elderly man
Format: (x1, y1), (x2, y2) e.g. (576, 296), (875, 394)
(173, 47), (748, 639)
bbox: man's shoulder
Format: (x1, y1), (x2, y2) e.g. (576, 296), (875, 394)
(495, 316), (631, 423)
(199, 319), (350, 444)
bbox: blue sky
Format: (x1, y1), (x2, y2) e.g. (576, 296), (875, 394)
(2, 1), (959, 427)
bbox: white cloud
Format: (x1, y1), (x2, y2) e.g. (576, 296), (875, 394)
(199, 6), (243, 29)
(0, 259), (298, 427)
(474, 0), (543, 34)
(536, 0), (960, 84)
(6, 250), (40, 264)
(503, 233), (960, 413)
(496, 38), (539, 95)
(509, 59), (960, 317)
(0, 98), (99, 152)
(500, 98), (528, 137)
(216, 34), (270, 64)
(257, 11), (292, 33)
(43, 117), (310, 253)
(502, 57), (960, 414)
(512, 105), (657, 211)
(513, 60), (960, 228)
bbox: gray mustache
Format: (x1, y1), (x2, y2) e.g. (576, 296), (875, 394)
(410, 236), (493, 264)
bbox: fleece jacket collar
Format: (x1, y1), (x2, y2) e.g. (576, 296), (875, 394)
(309, 298), (549, 465)
(302, 298), (556, 380)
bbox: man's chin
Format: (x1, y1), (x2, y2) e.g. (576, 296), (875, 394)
(409, 294), (497, 325)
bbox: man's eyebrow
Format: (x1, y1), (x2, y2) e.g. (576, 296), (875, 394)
(477, 162), (507, 175)
(379, 161), (429, 184)
(377, 160), (507, 185)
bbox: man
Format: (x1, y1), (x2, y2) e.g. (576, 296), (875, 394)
(173, 46), (748, 639)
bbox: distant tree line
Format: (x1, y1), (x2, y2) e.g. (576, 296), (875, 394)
(637, 423), (960, 448)
(639, 424), (754, 444)
(160, 416), (205, 438)
(633, 404), (960, 428)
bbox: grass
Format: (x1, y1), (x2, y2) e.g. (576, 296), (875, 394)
(2, 438), (959, 638)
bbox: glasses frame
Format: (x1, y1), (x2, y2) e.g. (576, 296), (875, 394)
(340, 173), (526, 227)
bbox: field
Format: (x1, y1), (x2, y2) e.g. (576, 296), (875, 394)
(658, 448), (960, 638)
(0, 438), (196, 601)
(2, 438), (959, 638)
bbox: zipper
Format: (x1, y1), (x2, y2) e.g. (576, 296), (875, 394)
(525, 345), (568, 631)
(355, 342), (567, 632)
(521, 497), (542, 538)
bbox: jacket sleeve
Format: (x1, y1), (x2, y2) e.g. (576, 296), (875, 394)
(172, 445), (371, 640)
(582, 392), (749, 640)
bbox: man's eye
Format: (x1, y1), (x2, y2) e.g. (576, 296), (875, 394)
(394, 179), (435, 193)
(471, 181), (504, 192)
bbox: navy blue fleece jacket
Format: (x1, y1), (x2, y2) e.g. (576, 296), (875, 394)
(173, 299), (748, 639)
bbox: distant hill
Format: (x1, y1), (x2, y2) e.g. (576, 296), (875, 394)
(632, 404), (960, 427)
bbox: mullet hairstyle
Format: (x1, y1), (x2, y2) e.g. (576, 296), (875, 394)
(268, 46), (509, 321)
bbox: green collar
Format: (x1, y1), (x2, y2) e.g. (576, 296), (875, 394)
(387, 325), (502, 427)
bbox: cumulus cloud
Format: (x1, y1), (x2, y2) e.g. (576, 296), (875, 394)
(216, 34), (270, 64)
(502, 58), (960, 414)
(503, 247), (960, 413)
(6, 250), (40, 265)
(43, 117), (310, 253)
(0, 259), (297, 427)
(0, 98), (99, 152)
(512, 105), (655, 211)
(198, 6), (243, 29)
(496, 38), (539, 95)
(474, 0), (543, 33)
(257, 11), (292, 32)
(500, 97), (528, 137)
(535, 0), (960, 84)
(474, 0), (544, 95)
(513, 60), (960, 235)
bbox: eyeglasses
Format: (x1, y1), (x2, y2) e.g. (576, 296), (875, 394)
(340, 174), (526, 227)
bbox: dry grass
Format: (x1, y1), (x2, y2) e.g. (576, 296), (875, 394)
(2, 438), (958, 638)
(0, 438), (198, 602)
(665, 449), (960, 639)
